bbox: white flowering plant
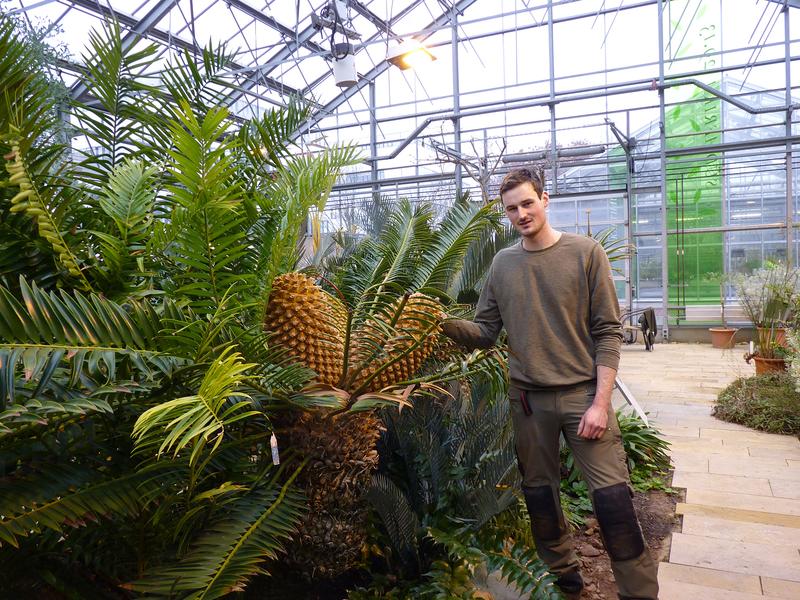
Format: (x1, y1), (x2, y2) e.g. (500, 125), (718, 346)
(732, 263), (800, 359)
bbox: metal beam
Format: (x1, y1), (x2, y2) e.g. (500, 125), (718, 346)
(224, 0), (327, 55)
(65, 0), (300, 102)
(766, 0), (800, 9)
(292, 0), (481, 141)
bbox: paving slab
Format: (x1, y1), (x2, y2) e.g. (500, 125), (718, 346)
(672, 471), (773, 496)
(658, 578), (784, 600)
(769, 478), (800, 500)
(761, 576), (800, 599)
(676, 502), (800, 528)
(700, 429), (800, 447)
(748, 445), (800, 460)
(685, 488), (800, 516)
(709, 456), (800, 481)
(657, 562), (762, 594)
(669, 532), (800, 581)
(680, 513), (800, 547)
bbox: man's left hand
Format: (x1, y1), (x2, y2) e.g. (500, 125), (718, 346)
(578, 403), (609, 439)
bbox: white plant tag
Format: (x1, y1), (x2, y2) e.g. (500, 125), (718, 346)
(270, 432), (280, 465)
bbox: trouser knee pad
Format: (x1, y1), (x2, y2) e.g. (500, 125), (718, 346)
(523, 485), (564, 541)
(593, 482), (645, 562)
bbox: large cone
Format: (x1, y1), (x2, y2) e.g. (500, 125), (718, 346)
(264, 272), (347, 386)
(349, 293), (443, 392)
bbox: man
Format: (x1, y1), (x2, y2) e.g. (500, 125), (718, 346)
(441, 167), (659, 599)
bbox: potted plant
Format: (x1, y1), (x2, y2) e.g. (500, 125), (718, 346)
(734, 263), (800, 374)
(707, 272), (737, 349)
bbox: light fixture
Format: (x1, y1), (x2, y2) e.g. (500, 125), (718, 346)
(332, 43), (357, 88)
(386, 39), (436, 70)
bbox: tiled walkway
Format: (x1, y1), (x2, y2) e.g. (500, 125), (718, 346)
(616, 342), (800, 599)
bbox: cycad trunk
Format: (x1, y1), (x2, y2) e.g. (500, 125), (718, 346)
(278, 410), (381, 578)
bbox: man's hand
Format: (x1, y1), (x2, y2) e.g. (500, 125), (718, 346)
(578, 403), (609, 439)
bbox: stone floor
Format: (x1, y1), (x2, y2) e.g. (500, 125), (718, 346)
(617, 341), (800, 600)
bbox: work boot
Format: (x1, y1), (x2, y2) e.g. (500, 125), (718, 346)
(555, 569), (584, 594)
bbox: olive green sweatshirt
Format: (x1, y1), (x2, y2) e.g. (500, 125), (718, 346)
(443, 233), (623, 390)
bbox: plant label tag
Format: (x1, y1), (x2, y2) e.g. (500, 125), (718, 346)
(270, 432), (280, 465)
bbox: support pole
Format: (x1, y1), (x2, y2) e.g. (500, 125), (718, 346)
(548, 0), (558, 193)
(785, 0), (794, 265)
(369, 81), (378, 198)
(658, 0), (670, 341)
(452, 6), (462, 196)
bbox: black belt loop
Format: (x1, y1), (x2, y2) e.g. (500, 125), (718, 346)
(520, 390), (532, 416)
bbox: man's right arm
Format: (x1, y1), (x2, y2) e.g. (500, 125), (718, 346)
(441, 273), (503, 350)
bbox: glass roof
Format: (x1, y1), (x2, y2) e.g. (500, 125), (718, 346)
(3, 0), (800, 214)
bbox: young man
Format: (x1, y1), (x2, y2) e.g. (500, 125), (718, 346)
(441, 167), (659, 599)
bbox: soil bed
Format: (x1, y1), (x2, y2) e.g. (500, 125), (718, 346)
(566, 485), (680, 600)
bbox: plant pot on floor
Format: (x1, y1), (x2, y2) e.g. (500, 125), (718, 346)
(709, 327), (737, 349)
(747, 355), (787, 375)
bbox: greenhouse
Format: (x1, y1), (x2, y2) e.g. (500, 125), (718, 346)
(1, 1), (799, 599)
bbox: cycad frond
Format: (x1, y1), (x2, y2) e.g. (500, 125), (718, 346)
(131, 347), (259, 466)
(71, 20), (159, 186)
(449, 215), (516, 302)
(255, 144), (359, 313)
(0, 278), (182, 406)
(91, 159), (159, 293)
(413, 198), (502, 293)
(128, 470), (305, 600)
(157, 101), (251, 314)
(0, 466), (148, 548)
(367, 473), (421, 574)
(238, 98), (311, 174)
(3, 135), (91, 290)
(161, 42), (235, 118)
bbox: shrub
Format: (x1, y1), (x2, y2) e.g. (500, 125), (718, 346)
(715, 373), (800, 435)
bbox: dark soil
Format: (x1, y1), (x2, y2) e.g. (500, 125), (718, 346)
(567, 484), (681, 600)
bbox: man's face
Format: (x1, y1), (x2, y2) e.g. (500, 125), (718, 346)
(501, 182), (549, 241)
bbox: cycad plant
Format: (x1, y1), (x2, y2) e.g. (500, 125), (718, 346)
(0, 15), (357, 597)
(261, 197), (508, 577)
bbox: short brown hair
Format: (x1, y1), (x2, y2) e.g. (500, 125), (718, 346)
(499, 166), (545, 197)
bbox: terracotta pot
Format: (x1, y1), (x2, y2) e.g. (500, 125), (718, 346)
(752, 356), (786, 375)
(709, 327), (737, 349)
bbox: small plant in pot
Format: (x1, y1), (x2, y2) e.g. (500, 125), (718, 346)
(706, 272), (737, 349)
(733, 263), (800, 374)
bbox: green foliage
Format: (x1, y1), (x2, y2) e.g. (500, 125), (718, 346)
(0, 13), (356, 597)
(353, 377), (558, 598)
(715, 373), (800, 435)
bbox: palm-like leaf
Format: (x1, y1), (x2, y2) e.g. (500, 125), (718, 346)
(71, 20), (159, 187)
(0, 466), (149, 548)
(91, 159), (159, 293)
(154, 101), (251, 314)
(254, 144), (359, 316)
(0, 277), (183, 408)
(132, 347), (259, 467)
(128, 469), (305, 600)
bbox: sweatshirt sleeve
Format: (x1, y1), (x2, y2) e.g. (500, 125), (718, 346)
(441, 264), (504, 349)
(588, 243), (623, 371)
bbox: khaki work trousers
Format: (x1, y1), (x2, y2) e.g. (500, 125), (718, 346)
(510, 382), (659, 600)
